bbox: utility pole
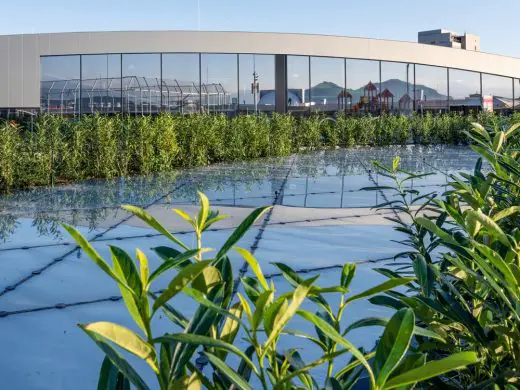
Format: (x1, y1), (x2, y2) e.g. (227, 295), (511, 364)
(252, 56), (259, 114)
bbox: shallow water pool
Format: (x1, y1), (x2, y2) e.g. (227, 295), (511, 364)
(0, 145), (479, 389)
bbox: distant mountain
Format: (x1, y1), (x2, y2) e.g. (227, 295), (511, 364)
(307, 79), (446, 103)
(309, 81), (344, 102)
(381, 79), (445, 100)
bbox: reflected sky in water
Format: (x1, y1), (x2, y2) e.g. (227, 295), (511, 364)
(0, 145), (477, 245)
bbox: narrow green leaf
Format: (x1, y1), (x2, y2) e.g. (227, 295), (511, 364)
(272, 262), (332, 314)
(334, 351), (376, 382)
(80, 322), (157, 373)
(108, 246), (148, 334)
(97, 356), (120, 390)
(148, 249), (206, 284)
(392, 156), (401, 173)
(202, 214), (229, 231)
(492, 131), (505, 152)
(263, 297), (288, 337)
(341, 263), (356, 290)
(183, 287), (246, 328)
(471, 123), (491, 142)
(504, 121), (520, 138)
(192, 265), (222, 294)
(297, 310), (375, 388)
(153, 246), (183, 263)
(493, 206), (520, 222)
(172, 208), (195, 225)
(169, 286), (226, 378)
(368, 295), (407, 310)
(374, 308), (415, 387)
(468, 209), (511, 247)
(205, 352), (253, 390)
(62, 224), (132, 293)
(412, 254), (433, 297)
(252, 290), (274, 330)
(216, 206), (271, 260)
(152, 260), (212, 312)
(237, 292), (253, 325)
(276, 350), (349, 386)
(154, 334), (258, 377)
(235, 246), (268, 290)
(122, 205), (189, 250)
(80, 326), (151, 390)
(384, 352), (479, 389)
(236, 346), (255, 385)
(136, 249), (149, 291)
(415, 217), (459, 246)
(197, 192), (210, 232)
(110, 246), (142, 296)
(218, 302), (243, 360)
(360, 186), (396, 191)
(345, 277), (415, 305)
(281, 328), (327, 350)
(264, 280), (314, 349)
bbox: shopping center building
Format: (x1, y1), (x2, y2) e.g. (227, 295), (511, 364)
(1, 30), (520, 116)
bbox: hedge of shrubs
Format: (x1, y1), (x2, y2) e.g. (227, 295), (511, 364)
(0, 112), (517, 191)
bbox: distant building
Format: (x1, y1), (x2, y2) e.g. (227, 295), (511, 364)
(418, 29), (480, 51)
(3, 30), (520, 116)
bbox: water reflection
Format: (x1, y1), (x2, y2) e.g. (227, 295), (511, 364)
(0, 145), (478, 244)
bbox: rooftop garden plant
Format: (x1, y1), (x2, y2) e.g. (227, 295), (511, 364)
(363, 121), (520, 387)
(1, 111), (511, 192)
(64, 190), (479, 389)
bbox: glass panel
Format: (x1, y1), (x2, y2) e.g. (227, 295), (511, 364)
(482, 74), (513, 112)
(40, 56), (80, 115)
(162, 53), (200, 114)
(287, 55), (310, 112)
(414, 65), (448, 113)
(347, 59), (380, 114)
(310, 56), (344, 113)
(81, 54), (121, 114)
(380, 62), (413, 114)
(449, 69), (481, 113)
(122, 54), (161, 114)
(200, 54), (238, 113)
(238, 54), (275, 113)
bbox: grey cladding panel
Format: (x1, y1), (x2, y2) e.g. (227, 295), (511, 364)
(0, 36), (10, 107)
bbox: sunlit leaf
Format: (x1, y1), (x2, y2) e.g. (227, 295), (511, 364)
(122, 205), (189, 250)
(80, 325), (151, 390)
(80, 322), (157, 373)
(384, 352), (478, 389)
(345, 277), (415, 305)
(152, 260), (212, 312)
(235, 247), (268, 290)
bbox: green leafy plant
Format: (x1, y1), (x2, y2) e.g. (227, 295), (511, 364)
(1, 111), (495, 192)
(64, 192), (478, 389)
(365, 121), (520, 387)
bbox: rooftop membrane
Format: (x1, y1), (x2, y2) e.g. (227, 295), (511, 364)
(0, 145), (479, 388)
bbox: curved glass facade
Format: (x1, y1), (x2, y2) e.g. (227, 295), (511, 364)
(40, 53), (517, 115)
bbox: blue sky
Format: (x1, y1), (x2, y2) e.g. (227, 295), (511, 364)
(0, 1), (516, 57)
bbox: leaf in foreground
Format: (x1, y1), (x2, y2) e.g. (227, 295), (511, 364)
(383, 351), (479, 389)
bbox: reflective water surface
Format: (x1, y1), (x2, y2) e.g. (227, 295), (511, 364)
(0, 145), (479, 389)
